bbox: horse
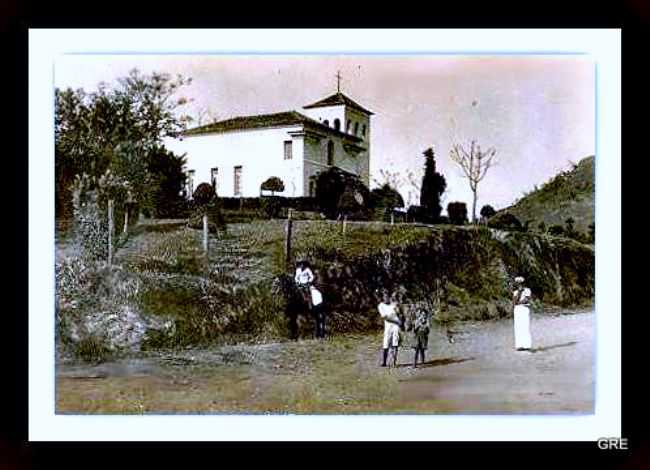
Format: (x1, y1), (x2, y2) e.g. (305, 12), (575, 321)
(273, 273), (328, 340)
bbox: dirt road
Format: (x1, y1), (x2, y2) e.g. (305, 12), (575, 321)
(57, 310), (594, 414)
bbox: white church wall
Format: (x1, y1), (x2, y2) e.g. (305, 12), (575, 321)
(164, 126), (305, 197)
(303, 132), (370, 195)
(302, 104), (346, 131)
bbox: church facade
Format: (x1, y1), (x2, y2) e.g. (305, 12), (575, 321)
(165, 92), (373, 198)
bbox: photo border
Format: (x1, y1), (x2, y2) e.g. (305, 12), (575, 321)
(29, 28), (621, 442)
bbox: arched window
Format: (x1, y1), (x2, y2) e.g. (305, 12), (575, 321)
(323, 119), (329, 127)
(334, 119), (341, 131)
(362, 124), (367, 137)
(354, 122), (359, 135)
(346, 120), (352, 133)
(327, 141), (334, 166)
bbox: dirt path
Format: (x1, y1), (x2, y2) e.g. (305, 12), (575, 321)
(56, 310), (594, 414)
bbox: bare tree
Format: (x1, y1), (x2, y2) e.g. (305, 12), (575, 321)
(449, 140), (497, 223)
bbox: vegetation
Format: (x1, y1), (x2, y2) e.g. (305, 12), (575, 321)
(447, 202), (468, 225)
(55, 69), (192, 220)
(260, 177), (285, 196)
(449, 140), (497, 223)
(315, 167), (370, 220)
(419, 148), (447, 223)
(480, 204), (496, 220)
(488, 212), (523, 232)
(505, 156), (594, 235)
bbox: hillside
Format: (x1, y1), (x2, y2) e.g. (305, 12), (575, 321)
(56, 220), (594, 360)
(504, 156), (594, 233)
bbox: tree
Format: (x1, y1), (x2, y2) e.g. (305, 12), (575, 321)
(55, 69), (193, 218)
(146, 147), (188, 218)
(548, 224), (565, 236)
(260, 177), (285, 196)
(315, 167), (368, 219)
(420, 148), (447, 223)
(449, 140), (497, 223)
(447, 202), (468, 225)
(538, 221), (547, 233)
(193, 183), (215, 207)
(480, 204), (496, 220)
(370, 184), (404, 221)
(337, 183), (370, 220)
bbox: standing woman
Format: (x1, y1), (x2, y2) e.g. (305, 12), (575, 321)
(512, 276), (533, 351)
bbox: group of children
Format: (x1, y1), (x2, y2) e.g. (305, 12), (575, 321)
(378, 290), (432, 368)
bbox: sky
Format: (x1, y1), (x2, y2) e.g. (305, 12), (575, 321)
(55, 55), (595, 212)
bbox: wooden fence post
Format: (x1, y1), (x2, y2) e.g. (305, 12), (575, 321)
(107, 199), (114, 267)
(203, 213), (209, 255)
(123, 207), (129, 234)
(342, 214), (348, 236)
(285, 208), (293, 267)
(391, 212), (395, 225)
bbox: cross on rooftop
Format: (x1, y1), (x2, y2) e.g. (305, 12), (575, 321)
(335, 70), (342, 93)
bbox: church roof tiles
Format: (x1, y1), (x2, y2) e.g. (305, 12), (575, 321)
(183, 110), (363, 142)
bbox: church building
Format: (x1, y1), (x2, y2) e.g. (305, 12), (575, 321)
(165, 89), (373, 198)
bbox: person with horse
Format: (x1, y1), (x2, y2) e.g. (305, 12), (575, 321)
(294, 259), (315, 308)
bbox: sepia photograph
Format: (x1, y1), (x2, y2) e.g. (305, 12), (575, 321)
(28, 29), (620, 441)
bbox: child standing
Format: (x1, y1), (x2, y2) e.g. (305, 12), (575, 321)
(407, 308), (431, 368)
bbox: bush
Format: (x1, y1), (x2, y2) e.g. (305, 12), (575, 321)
(447, 202), (468, 225)
(548, 224), (565, 236)
(261, 196), (283, 219)
(480, 204), (497, 219)
(193, 182), (215, 207)
(316, 167), (369, 219)
(488, 212), (523, 231)
(260, 177), (285, 195)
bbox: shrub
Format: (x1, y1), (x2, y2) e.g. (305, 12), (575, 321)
(548, 224), (565, 236)
(488, 212), (523, 231)
(316, 167), (369, 219)
(480, 204), (497, 219)
(192, 182), (215, 207)
(260, 177), (285, 195)
(261, 196), (283, 219)
(447, 202), (468, 225)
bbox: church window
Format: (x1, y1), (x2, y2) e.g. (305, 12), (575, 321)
(211, 167), (219, 191)
(362, 124), (367, 138)
(327, 141), (334, 166)
(354, 122), (359, 135)
(334, 119), (341, 131)
(323, 119), (329, 127)
(284, 140), (293, 160)
(309, 179), (316, 197)
(234, 166), (242, 196)
(346, 120), (352, 133)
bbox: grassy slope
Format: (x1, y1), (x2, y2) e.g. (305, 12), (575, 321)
(57, 219), (594, 358)
(504, 156), (594, 233)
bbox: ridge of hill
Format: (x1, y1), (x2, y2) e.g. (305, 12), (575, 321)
(503, 156), (594, 233)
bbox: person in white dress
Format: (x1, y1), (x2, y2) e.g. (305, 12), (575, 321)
(378, 291), (403, 367)
(512, 276), (532, 351)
